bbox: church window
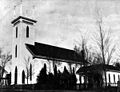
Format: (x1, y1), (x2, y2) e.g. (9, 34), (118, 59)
(26, 26), (29, 38)
(113, 74), (115, 83)
(108, 74), (111, 83)
(118, 75), (120, 81)
(16, 27), (18, 38)
(15, 45), (17, 57)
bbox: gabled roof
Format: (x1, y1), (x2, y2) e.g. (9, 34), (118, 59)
(26, 42), (87, 64)
(76, 64), (120, 74)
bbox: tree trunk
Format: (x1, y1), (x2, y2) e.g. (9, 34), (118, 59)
(104, 69), (107, 87)
(27, 69), (28, 84)
(30, 64), (32, 81)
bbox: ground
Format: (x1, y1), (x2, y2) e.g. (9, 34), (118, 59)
(0, 88), (117, 92)
(0, 89), (96, 92)
(0, 86), (118, 92)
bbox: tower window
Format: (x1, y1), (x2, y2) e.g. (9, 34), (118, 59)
(15, 45), (17, 58)
(26, 26), (29, 38)
(16, 27), (18, 38)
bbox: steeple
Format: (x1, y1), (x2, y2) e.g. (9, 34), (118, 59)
(11, 0), (37, 84)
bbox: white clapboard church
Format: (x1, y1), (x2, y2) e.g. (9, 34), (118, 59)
(10, 1), (82, 85)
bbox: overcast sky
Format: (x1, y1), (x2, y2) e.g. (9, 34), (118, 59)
(0, 0), (120, 54)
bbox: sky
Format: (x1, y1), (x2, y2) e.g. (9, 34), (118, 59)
(0, 0), (120, 59)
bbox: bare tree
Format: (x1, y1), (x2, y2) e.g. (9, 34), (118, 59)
(114, 62), (120, 68)
(115, 47), (120, 61)
(90, 51), (103, 65)
(93, 9), (116, 86)
(0, 48), (12, 78)
(24, 56), (35, 84)
(74, 35), (91, 66)
(74, 36), (95, 86)
(73, 35), (102, 70)
(93, 10), (115, 65)
(114, 47), (120, 67)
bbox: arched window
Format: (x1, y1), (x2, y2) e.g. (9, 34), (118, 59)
(15, 45), (17, 57)
(16, 27), (18, 38)
(26, 26), (29, 38)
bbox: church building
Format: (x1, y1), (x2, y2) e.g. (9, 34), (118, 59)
(10, 2), (83, 85)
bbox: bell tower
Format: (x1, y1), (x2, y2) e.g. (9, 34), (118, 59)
(11, 16), (37, 84)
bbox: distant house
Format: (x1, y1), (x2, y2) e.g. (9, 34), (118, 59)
(76, 64), (120, 87)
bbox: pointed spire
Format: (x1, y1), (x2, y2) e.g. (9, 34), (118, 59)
(13, 0), (23, 18)
(13, 6), (16, 17)
(20, 0), (23, 16)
